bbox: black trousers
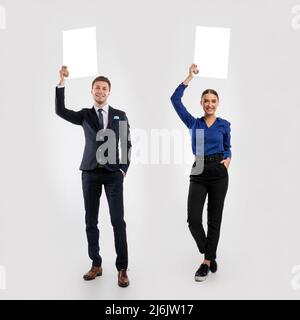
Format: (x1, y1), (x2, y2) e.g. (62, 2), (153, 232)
(81, 168), (128, 271)
(187, 154), (228, 260)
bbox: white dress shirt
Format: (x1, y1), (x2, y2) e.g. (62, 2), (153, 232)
(94, 104), (109, 129)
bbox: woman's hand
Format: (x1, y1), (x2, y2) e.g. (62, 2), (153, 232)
(189, 63), (199, 77)
(220, 158), (231, 169)
(183, 63), (199, 85)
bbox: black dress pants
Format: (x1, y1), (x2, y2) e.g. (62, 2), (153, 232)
(187, 154), (228, 260)
(81, 167), (128, 271)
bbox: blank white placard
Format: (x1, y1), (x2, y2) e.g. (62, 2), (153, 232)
(0, 6), (6, 30)
(194, 26), (231, 79)
(63, 27), (98, 79)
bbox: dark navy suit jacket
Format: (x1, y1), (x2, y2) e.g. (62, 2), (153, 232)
(55, 87), (131, 173)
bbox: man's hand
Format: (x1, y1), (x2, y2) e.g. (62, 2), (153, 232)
(220, 158), (231, 169)
(120, 169), (126, 177)
(58, 66), (69, 86)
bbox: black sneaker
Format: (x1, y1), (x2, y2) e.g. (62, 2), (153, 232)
(195, 264), (209, 282)
(210, 260), (218, 273)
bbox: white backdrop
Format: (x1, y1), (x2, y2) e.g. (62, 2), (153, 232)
(1, 0), (300, 299)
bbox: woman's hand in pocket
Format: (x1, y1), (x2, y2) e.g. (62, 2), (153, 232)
(220, 158), (231, 169)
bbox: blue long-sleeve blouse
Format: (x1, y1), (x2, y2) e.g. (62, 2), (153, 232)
(170, 83), (232, 159)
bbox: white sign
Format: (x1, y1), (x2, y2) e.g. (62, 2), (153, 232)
(63, 27), (98, 79)
(194, 26), (231, 79)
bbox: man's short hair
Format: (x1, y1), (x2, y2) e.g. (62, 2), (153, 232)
(92, 76), (111, 91)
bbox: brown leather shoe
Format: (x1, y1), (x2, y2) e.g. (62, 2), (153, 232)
(118, 269), (129, 287)
(83, 266), (102, 281)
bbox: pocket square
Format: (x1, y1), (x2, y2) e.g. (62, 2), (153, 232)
(113, 116), (120, 120)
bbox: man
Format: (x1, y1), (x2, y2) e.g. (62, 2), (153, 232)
(55, 66), (131, 287)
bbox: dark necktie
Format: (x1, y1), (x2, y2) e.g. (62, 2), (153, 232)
(98, 109), (104, 129)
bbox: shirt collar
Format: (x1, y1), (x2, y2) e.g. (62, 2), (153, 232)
(201, 116), (220, 121)
(94, 104), (109, 113)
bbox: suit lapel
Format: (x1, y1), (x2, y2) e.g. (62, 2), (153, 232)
(89, 107), (100, 131)
(107, 106), (114, 129)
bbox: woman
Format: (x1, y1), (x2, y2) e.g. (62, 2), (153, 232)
(170, 64), (231, 282)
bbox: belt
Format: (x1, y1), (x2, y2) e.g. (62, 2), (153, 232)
(195, 153), (223, 162)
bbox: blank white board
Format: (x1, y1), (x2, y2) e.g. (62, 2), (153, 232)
(194, 26), (231, 79)
(63, 27), (98, 79)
